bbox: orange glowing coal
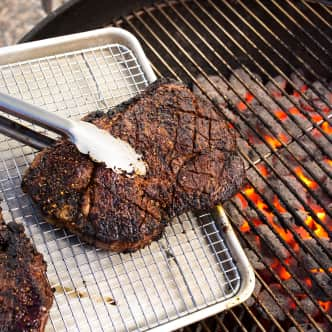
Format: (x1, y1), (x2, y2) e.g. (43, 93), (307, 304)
(324, 158), (332, 167)
(318, 301), (331, 313)
(273, 196), (286, 213)
(305, 215), (328, 239)
(293, 166), (318, 190)
(245, 91), (254, 103)
(321, 121), (332, 135)
(257, 164), (268, 177)
(310, 113), (323, 123)
(236, 101), (247, 111)
(274, 109), (288, 121)
(264, 135), (282, 149)
(240, 220), (250, 233)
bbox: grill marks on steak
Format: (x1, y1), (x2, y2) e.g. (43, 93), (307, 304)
(0, 211), (53, 332)
(22, 79), (244, 252)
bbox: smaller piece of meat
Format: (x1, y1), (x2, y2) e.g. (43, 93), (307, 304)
(0, 210), (53, 332)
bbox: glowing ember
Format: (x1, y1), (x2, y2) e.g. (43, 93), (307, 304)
(293, 166), (318, 189)
(318, 301), (331, 313)
(264, 135), (282, 149)
(324, 159), (332, 167)
(274, 109), (288, 120)
(237, 101), (247, 111)
(245, 91), (254, 103)
(310, 113), (323, 123)
(240, 220), (250, 232)
(257, 164), (268, 177)
(278, 132), (289, 144)
(321, 121), (332, 135)
(273, 196), (286, 213)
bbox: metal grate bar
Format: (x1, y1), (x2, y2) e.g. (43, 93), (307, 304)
(233, 0), (332, 104)
(213, 0), (332, 130)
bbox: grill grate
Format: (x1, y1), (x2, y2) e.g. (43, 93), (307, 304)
(113, 0), (332, 331)
(0, 42), (242, 331)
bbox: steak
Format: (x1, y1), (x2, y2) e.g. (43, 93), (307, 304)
(0, 210), (53, 332)
(22, 79), (245, 252)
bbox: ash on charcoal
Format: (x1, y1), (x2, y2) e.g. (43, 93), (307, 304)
(296, 297), (319, 318)
(258, 285), (288, 321)
(303, 160), (326, 183)
(288, 323), (326, 332)
(271, 155), (292, 177)
(253, 106), (286, 139)
(245, 278), (262, 307)
(290, 71), (306, 90)
(247, 168), (268, 193)
(266, 75), (287, 95)
(223, 202), (244, 228)
(256, 224), (289, 260)
(229, 69), (262, 98)
(283, 278), (302, 293)
(193, 75), (229, 106)
(237, 137), (258, 163)
(288, 141), (310, 161)
(312, 81), (330, 97)
(269, 178), (304, 211)
(244, 249), (265, 270)
(281, 175), (309, 203)
(312, 272), (332, 299)
(299, 239), (332, 271)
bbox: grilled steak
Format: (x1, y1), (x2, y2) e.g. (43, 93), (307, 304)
(0, 210), (53, 332)
(22, 79), (245, 252)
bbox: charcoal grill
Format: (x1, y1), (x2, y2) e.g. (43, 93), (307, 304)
(7, 0), (332, 331)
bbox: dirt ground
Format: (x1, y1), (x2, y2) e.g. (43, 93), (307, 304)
(0, 0), (67, 47)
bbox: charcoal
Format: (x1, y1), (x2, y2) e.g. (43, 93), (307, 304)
(271, 155), (292, 177)
(312, 81), (330, 97)
(298, 297), (319, 317)
(247, 168), (268, 193)
(237, 137), (258, 163)
(193, 75), (228, 106)
(301, 137), (323, 160)
(244, 249), (265, 270)
(290, 71), (306, 90)
(224, 202), (244, 228)
(313, 272), (332, 299)
(281, 175), (309, 203)
(258, 286), (288, 321)
(288, 142), (310, 161)
(284, 278), (302, 293)
(257, 224), (289, 259)
(244, 207), (259, 221)
(299, 239), (332, 270)
(303, 160), (326, 182)
(282, 117), (303, 138)
(270, 179), (304, 211)
(266, 75), (287, 95)
(288, 323), (325, 332)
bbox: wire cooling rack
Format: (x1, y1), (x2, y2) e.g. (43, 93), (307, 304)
(0, 30), (244, 332)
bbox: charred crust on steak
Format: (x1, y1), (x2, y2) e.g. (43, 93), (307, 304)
(0, 210), (53, 332)
(22, 79), (245, 252)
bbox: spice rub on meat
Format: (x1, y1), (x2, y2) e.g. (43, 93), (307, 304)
(22, 79), (245, 252)
(0, 210), (53, 332)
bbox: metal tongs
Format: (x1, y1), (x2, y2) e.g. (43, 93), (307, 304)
(0, 92), (147, 176)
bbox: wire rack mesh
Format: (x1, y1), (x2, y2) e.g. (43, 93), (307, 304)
(0, 43), (241, 331)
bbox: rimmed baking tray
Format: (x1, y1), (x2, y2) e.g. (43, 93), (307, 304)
(0, 27), (254, 332)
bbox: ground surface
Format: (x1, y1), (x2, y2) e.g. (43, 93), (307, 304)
(0, 0), (66, 46)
